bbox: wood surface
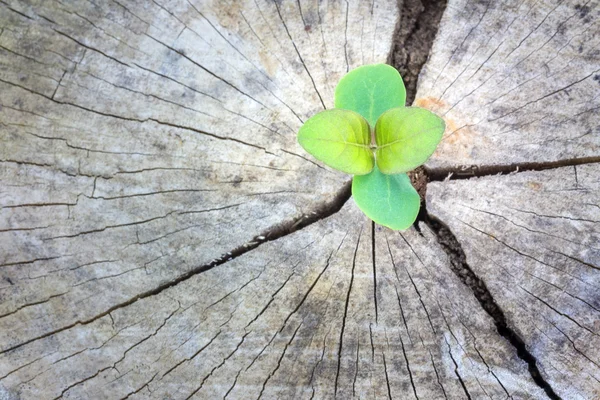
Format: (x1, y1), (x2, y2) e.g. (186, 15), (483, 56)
(428, 165), (600, 399)
(0, 0), (598, 399)
(0, 0), (394, 354)
(417, 0), (600, 170)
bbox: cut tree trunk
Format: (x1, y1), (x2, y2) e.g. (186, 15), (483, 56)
(0, 0), (598, 399)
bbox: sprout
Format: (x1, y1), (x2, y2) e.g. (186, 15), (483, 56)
(297, 64), (445, 230)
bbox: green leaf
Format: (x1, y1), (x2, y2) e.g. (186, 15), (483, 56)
(334, 64), (406, 126)
(297, 109), (374, 175)
(375, 107), (445, 174)
(352, 165), (420, 230)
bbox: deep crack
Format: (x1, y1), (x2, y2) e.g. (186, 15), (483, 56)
(422, 210), (562, 400)
(391, 4), (594, 394)
(388, 0), (446, 207)
(6, 2), (587, 398)
(427, 156), (600, 182)
(1, 180), (352, 355)
(389, 0), (448, 105)
(414, 157), (600, 230)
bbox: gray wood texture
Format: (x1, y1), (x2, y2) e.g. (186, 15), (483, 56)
(1, 0), (599, 399)
(428, 166), (600, 400)
(417, 0), (600, 170)
(0, 0), (393, 354)
(0, 201), (545, 399)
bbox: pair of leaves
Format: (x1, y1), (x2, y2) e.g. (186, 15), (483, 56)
(297, 106), (444, 176)
(297, 64), (445, 230)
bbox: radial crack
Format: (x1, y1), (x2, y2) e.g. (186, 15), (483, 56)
(389, 0), (448, 105)
(422, 209), (562, 399)
(334, 229), (361, 397)
(427, 156), (600, 181)
(0, 181), (352, 355)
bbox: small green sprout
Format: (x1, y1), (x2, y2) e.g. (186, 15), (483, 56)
(297, 64), (445, 230)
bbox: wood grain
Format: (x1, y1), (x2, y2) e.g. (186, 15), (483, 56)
(0, 0), (396, 356)
(428, 165), (600, 399)
(0, 200), (544, 399)
(416, 0), (600, 170)
(1, 0), (599, 398)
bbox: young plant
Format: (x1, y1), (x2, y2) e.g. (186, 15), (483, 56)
(297, 64), (445, 230)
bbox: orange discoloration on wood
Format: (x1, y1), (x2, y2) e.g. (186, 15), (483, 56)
(434, 130), (473, 160)
(415, 97), (491, 162)
(528, 182), (542, 190)
(442, 123), (476, 145)
(414, 96), (448, 113)
(259, 48), (278, 77)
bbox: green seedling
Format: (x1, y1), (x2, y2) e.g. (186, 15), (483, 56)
(297, 64), (445, 230)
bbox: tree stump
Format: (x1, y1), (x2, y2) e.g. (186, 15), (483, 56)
(0, 0), (598, 399)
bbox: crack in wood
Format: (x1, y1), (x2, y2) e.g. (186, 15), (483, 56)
(334, 229), (361, 397)
(382, 352), (393, 400)
(398, 327), (418, 399)
(0, 181), (351, 355)
(389, 0), (448, 105)
(256, 322), (303, 400)
(0, 76), (275, 155)
(461, 321), (512, 399)
(352, 333), (360, 397)
(422, 209), (562, 400)
(444, 335), (472, 400)
(186, 330), (252, 399)
(371, 221), (379, 324)
(159, 330), (222, 381)
(427, 156), (600, 181)
(428, 348), (448, 399)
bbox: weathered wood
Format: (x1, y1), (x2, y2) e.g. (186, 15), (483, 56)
(416, 0), (600, 169)
(2, 0), (599, 398)
(416, 1), (600, 397)
(0, 0), (396, 356)
(0, 201), (545, 399)
(428, 165), (600, 399)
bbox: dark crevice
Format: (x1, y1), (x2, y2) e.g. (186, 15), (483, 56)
(0, 180), (352, 355)
(371, 221), (378, 324)
(414, 155), (600, 230)
(389, 0), (448, 105)
(421, 208), (561, 400)
(335, 229), (361, 397)
(426, 156), (600, 181)
(388, 0), (447, 212)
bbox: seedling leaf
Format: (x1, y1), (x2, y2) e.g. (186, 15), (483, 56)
(352, 165), (420, 230)
(375, 107), (445, 174)
(335, 64), (406, 126)
(297, 109), (374, 175)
